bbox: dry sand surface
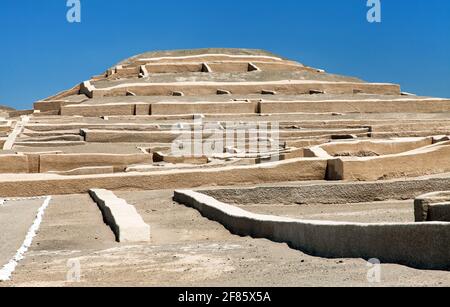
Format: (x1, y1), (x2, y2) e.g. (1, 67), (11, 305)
(1, 190), (449, 287)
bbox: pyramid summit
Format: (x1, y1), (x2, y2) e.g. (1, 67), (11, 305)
(35, 48), (403, 114)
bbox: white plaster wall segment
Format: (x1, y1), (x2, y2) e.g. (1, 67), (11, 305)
(0, 196), (52, 281)
(174, 190), (450, 270)
(137, 53), (284, 62)
(89, 189), (150, 242)
(139, 65), (149, 78)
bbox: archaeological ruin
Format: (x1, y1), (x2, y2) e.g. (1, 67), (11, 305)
(1, 48), (449, 286)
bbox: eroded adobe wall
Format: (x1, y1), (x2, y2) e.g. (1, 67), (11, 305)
(0, 158), (328, 197)
(39, 153), (152, 172)
(328, 144), (450, 181)
(415, 191), (450, 222)
(174, 190), (450, 270)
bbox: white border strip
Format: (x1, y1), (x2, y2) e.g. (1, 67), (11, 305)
(137, 53), (284, 62)
(0, 196), (52, 281)
(3, 196), (48, 202)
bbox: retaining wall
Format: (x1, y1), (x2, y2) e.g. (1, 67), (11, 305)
(39, 153), (152, 172)
(0, 155), (29, 173)
(151, 101), (258, 115)
(328, 144), (450, 181)
(61, 104), (136, 117)
(415, 191), (450, 222)
(201, 175), (450, 205)
(0, 158), (327, 197)
(174, 190), (450, 270)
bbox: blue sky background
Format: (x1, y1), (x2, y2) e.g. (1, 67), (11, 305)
(0, 0), (449, 110)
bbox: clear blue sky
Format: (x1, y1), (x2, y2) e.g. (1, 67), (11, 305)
(0, 0), (449, 110)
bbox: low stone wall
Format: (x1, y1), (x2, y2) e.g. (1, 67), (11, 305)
(82, 128), (368, 144)
(39, 153), (152, 172)
(61, 103), (136, 117)
(22, 151), (62, 173)
(207, 62), (251, 73)
(0, 158), (328, 197)
(201, 175), (450, 205)
(83, 129), (185, 143)
(153, 152), (209, 165)
(89, 189), (150, 242)
(145, 63), (204, 74)
(7, 110), (34, 118)
(14, 141), (86, 148)
(111, 67), (140, 79)
(254, 62), (309, 72)
(50, 166), (114, 176)
(135, 103), (151, 115)
(308, 137), (432, 157)
(415, 191), (450, 222)
(34, 100), (82, 113)
(142, 61), (305, 74)
(328, 144), (450, 181)
(260, 98), (450, 114)
(89, 81), (401, 98)
(151, 101), (258, 115)
(174, 190), (450, 270)
(25, 123), (160, 132)
(370, 121), (450, 133)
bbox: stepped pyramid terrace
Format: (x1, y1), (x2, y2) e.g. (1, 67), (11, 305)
(0, 49), (449, 286)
